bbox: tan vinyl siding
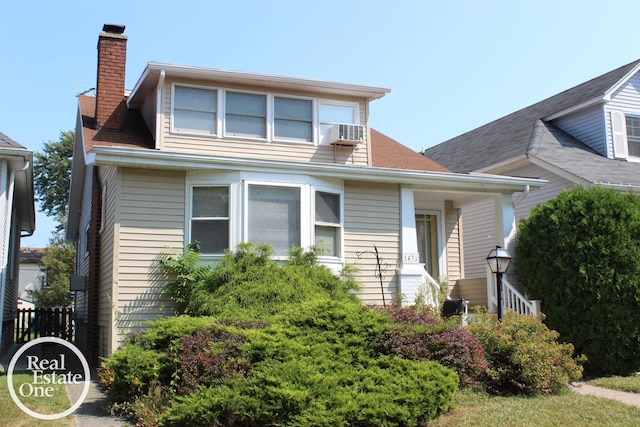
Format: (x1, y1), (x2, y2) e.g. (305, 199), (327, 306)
(114, 168), (185, 345)
(444, 201), (462, 283)
(344, 181), (399, 305)
(98, 166), (117, 357)
(462, 163), (575, 279)
(159, 78), (370, 166)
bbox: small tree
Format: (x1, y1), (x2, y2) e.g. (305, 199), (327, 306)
(516, 186), (640, 375)
(29, 231), (75, 307)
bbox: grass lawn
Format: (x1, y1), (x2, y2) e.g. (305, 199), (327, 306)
(587, 375), (640, 394)
(429, 389), (640, 427)
(0, 373), (74, 427)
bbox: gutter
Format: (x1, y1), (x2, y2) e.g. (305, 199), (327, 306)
(89, 146), (546, 194)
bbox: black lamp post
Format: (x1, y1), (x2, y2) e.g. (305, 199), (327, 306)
(486, 245), (512, 321)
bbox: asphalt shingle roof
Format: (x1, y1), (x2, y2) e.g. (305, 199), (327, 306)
(0, 131), (26, 149)
(423, 59), (640, 174)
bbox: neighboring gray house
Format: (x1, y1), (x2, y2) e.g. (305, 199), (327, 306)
(0, 133), (35, 354)
(424, 59), (640, 311)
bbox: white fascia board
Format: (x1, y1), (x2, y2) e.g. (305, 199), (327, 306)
(603, 62), (640, 101)
(134, 62), (391, 100)
(66, 106), (91, 242)
(543, 96), (604, 121)
(90, 146), (546, 194)
(528, 156), (590, 186)
(474, 155), (529, 175)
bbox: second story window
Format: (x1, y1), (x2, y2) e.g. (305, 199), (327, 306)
(225, 92), (266, 138)
(274, 97), (312, 141)
(173, 86), (217, 134)
(625, 115), (640, 157)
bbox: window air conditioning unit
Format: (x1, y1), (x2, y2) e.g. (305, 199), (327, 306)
(330, 124), (364, 145)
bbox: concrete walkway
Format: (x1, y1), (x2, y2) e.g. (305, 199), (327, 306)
(66, 372), (129, 427)
(569, 381), (640, 409)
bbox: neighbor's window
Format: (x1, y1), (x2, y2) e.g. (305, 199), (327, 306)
(314, 191), (341, 257)
(225, 92), (266, 138)
(173, 86), (217, 134)
(191, 186), (229, 254)
(274, 96), (313, 141)
(625, 115), (640, 157)
(248, 185), (300, 256)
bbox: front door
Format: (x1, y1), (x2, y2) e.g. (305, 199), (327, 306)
(415, 214), (439, 279)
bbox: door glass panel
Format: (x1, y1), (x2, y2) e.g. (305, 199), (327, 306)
(416, 214), (439, 279)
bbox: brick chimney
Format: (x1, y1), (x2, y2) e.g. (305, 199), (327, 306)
(95, 24), (127, 131)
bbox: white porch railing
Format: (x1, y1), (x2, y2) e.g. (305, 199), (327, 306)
(487, 275), (541, 317)
(416, 271), (441, 310)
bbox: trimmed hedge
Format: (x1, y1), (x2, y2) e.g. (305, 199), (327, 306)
(516, 186), (640, 375)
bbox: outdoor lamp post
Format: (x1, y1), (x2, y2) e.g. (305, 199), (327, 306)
(486, 245), (512, 321)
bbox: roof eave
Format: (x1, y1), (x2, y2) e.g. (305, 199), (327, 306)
(128, 62), (391, 108)
(89, 145), (546, 194)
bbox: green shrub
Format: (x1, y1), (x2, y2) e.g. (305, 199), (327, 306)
(98, 343), (165, 402)
(162, 356), (458, 427)
(467, 311), (584, 395)
(516, 186), (640, 375)
(371, 307), (488, 389)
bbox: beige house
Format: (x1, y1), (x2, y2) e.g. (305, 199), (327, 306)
(67, 24), (544, 364)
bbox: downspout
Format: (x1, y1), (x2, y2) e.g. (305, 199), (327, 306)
(155, 70), (165, 150)
(17, 159), (34, 238)
(513, 184), (530, 207)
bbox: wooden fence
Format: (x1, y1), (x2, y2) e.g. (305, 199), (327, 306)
(15, 307), (74, 343)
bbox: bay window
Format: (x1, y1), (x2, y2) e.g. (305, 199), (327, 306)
(191, 186), (229, 254)
(247, 184), (301, 256)
(314, 191), (341, 256)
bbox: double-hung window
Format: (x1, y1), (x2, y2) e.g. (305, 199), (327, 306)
(625, 115), (640, 158)
(314, 191), (341, 257)
(319, 102), (357, 145)
(225, 92), (266, 138)
(191, 186), (230, 254)
(247, 184), (301, 256)
(173, 86), (217, 134)
(274, 97), (313, 141)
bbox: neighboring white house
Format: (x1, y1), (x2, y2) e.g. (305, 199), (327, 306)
(18, 247), (44, 310)
(0, 132), (35, 355)
(66, 24), (544, 364)
(424, 59), (640, 308)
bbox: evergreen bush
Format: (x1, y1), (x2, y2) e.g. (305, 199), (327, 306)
(516, 186), (640, 375)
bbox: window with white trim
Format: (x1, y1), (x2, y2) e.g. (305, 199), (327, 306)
(173, 86), (217, 134)
(172, 83), (360, 145)
(314, 191), (341, 256)
(225, 92), (266, 138)
(319, 102), (357, 145)
(191, 186), (229, 254)
(625, 115), (640, 157)
(274, 96), (313, 141)
(247, 184), (301, 256)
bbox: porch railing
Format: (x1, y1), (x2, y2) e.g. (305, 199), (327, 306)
(417, 271), (441, 309)
(487, 275), (541, 317)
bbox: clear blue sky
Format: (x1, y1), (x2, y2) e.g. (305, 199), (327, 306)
(2, 0), (639, 247)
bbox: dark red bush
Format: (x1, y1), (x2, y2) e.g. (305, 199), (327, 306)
(173, 327), (252, 394)
(372, 308), (488, 389)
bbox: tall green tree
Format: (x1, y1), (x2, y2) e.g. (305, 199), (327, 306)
(33, 130), (74, 224)
(31, 130), (77, 307)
